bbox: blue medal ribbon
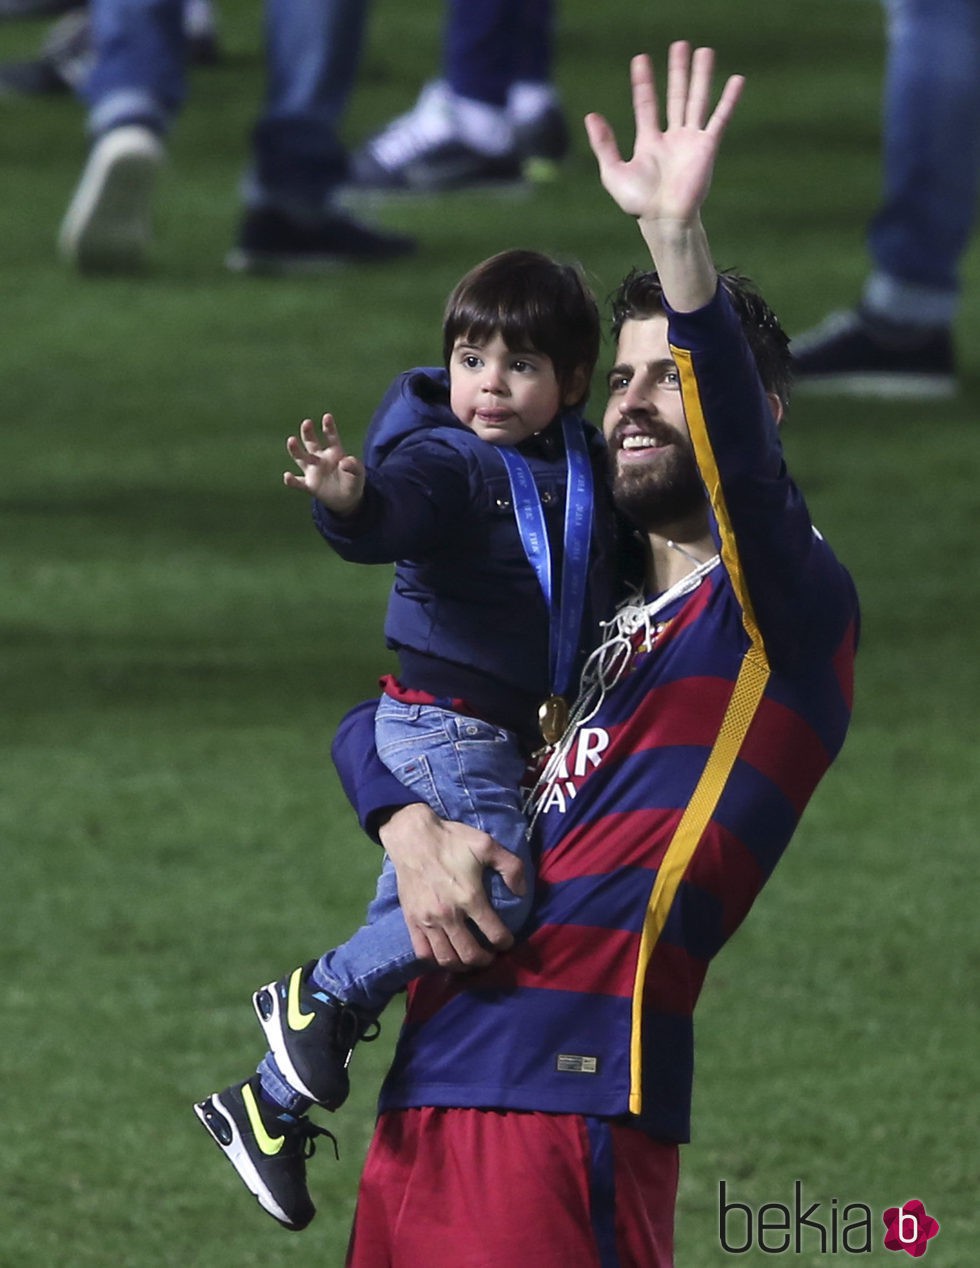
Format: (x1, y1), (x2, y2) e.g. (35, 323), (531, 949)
(497, 417), (594, 697)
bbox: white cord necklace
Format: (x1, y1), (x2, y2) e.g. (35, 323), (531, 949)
(525, 550), (721, 833)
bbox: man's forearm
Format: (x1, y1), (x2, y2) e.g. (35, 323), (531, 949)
(638, 216), (717, 313)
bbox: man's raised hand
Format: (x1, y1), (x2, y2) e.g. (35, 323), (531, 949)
(584, 43), (744, 228)
(283, 412), (366, 516)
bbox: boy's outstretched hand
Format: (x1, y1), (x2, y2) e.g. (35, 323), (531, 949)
(284, 413), (366, 516)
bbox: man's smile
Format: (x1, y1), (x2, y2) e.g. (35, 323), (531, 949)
(611, 419), (680, 464)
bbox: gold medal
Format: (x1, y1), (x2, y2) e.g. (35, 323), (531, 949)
(538, 694), (569, 745)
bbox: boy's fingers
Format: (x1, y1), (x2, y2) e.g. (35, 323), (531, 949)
(337, 455), (364, 479)
(286, 434), (317, 464)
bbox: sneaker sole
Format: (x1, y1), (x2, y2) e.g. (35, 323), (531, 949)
(253, 981), (321, 1104)
(58, 126), (163, 272)
(793, 372), (956, 401)
(194, 1093), (298, 1230)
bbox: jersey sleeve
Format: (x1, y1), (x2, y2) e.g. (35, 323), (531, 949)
(667, 286), (858, 669)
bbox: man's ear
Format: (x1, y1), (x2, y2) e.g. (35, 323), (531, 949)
(767, 391), (785, 428)
(563, 366), (591, 407)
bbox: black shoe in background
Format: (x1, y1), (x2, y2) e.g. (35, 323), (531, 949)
(790, 308), (956, 399)
(226, 207), (416, 275)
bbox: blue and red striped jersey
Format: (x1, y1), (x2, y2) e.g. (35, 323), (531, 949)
(336, 285), (859, 1142)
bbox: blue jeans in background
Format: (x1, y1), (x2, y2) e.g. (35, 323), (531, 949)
(443, 0), (554, 106)
(84, 0), (370, 214)
(864, 0), (980, 325)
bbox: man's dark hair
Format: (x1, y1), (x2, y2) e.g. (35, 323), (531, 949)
(610, 267), (793, 407)
(443, 249), (600, 407)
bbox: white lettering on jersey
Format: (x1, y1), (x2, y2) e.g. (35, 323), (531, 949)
(533, 727), (611, 819)
(539, 782), (570, 814)
(573, 727), (609, 776)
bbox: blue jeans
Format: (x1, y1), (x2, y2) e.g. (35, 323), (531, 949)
(316, 698), (532, 1011)
(444, 0), (554, 105)
(84, 0), (370, 214)
(864, 0), (980, 325)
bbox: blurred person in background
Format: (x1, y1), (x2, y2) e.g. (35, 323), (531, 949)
(791, 0), (979, 398)
(57, 0), (415, 273)
(0, 0), (78, 13)
(348, 0), (569, 194)
(0, 0), (217, 97)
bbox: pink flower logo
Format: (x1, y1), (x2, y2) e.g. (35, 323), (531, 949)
(882, 1200), (940, 1257)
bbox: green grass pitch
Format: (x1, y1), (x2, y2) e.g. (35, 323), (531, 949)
(1, 1), (976, 1262)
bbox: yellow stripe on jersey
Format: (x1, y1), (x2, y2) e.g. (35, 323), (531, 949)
(672, 344), (764, 647)
(628, 342), (771, 1115)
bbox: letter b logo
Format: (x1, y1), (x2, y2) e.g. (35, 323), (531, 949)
(882, 1199), (940, 1256)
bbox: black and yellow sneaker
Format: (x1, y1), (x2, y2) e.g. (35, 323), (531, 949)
(194, 1077), (336, 1231)
(252, 963), (379, 1110)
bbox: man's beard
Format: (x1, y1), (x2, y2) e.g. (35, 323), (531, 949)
(612, 440), (705, 532)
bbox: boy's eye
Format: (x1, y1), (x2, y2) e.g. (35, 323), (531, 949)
(512, 360), (533, 373)
(462, 354), (482, 369)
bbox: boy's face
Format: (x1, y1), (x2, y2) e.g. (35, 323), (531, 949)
(449, 332), (569, 445)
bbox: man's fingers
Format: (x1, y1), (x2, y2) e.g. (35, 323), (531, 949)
(487, 845), (527, 898)
(583, 111), (622, 174)
(665, 40), (691, 131)
(408, 921), (455, 967)
(414, 915), (496, 971)
(448, 920), (499, 967)
(629, 52), (661, 144)
(705, 73), (745, 139)
(685, 45), (715, 130)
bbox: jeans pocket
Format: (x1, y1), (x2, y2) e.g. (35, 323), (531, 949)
(384, 751), (451, 820)
(448, 714), (510, 746)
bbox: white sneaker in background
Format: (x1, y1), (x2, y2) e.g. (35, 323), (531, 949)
(58, 125), (164, 272)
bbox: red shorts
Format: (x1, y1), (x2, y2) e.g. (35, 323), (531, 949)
(345, 1107), (679, 1268)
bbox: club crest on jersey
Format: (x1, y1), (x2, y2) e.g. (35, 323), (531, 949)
(635, 618), (672, 657)
(599, 617), (675, 690)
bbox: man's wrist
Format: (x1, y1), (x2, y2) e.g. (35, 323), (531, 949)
(376, 801), (433, 849)
(637, 215), (717, 313)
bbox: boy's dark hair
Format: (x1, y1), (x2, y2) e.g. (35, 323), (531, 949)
(443, 249), (601, 407)
(610, 268), (793, 408)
